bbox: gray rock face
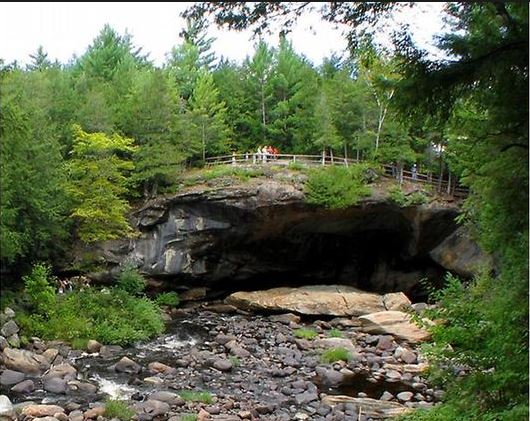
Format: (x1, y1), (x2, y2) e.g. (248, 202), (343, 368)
(71, 178), (473, 294)
(430, 226), (492, 277)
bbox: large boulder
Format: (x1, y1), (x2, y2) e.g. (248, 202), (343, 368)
(321, 395), (412, 419)
(2, 348), (50, 375)
(430, 226), (492, 277)
(358, 311), (431, 343)
(225, 285), (410, 317)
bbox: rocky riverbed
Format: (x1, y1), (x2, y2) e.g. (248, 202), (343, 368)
(0, 292), (443, 421)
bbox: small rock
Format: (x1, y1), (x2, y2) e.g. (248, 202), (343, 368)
(21, 405), (65, 417)
(3, 308), (15, 319)
(148, 361), (176, 375)
(380, 391), (394, 401)
(376, 335), (394, 350)
(213, 359), (232, 372)
(0, 336), (8, 351)
(269, 313), (301, 324)
(114, 356), (141, 374)
(0, 321), (18, 338)
(10, 379), (34, 393)
(42, 348), (59, 363)
(83, 406), (105, 419)
(43, 377), (67, 394)
(397, 391), (414, 402)
(149, 391), (178, 403)
(0, 395), (14, 419)
(0, 369), (25, 386)
(237, 411), (252, 419)
(86, 340), (102, 353)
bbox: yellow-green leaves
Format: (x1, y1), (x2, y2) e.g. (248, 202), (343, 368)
(66, 125), (136, 243)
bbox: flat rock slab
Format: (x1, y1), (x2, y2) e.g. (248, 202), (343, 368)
(225, 285), (411, 317)
(321, 395), (412, 419)
(358, 311), (431, 343)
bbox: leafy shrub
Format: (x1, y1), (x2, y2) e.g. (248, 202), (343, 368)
(104, 399), (135, 421)
(155, 291), (180, 307)
(117, 264), (145, 296)
(18, 287), (164, 346)
(305, 165), (372, 209)
(22, 262), (56, 315)
(320, 347), (351, 363)
(293, 327), (318, 340)
(179, 390), (214, 404)
(389, 186), (428, 207)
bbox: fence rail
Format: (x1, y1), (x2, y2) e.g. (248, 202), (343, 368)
(204, 152), (469, 198)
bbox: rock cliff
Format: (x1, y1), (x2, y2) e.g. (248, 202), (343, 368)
(71, 170), (484, 297)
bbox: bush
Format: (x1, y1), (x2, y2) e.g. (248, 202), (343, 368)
(117, 264), (145, 296)
(22, 262), (56, 316)
(293, 327), (318, 340)
(320, 347), (351, 363)
(389, 186), (428, 207)
(155, 291), (180, 307)
(179, 390), (214, 404)
(104, 399), (135, 421)
(18, 287), (164, 346)
(305, 165), (372, 209)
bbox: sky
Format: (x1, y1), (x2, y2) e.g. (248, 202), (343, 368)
(0, 2), (448, 67)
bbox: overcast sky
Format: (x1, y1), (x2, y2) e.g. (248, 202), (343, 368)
(0, 2), (448, 67)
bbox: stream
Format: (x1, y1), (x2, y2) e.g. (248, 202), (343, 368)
(1, 305), (440, 420)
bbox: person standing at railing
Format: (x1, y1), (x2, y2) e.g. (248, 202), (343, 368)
(262, 145), (269, 163)
(412, 163), (418, 181)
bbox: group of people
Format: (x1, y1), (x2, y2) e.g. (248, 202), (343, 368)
(390, 162), (418, 181)
(255, 145), (279, 162)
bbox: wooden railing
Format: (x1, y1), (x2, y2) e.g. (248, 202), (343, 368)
(204, 152), (469, 198)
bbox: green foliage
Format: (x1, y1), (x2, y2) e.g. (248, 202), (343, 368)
(320, 347), (352, 364)
(154, 292), (180, 307)
(65, 125), (136, 243)
(104, 399), (135, 421)
(327, 328), (343, 338)
(304, 165), (372, 209)
(179, 415), (198, 421)
(22, 263), (56, 316)
(179, 390), (214, 404)
(117, 264), (145, 296)
(293, 328), (318, 340)
(229, 356), (240, 367)
(389, 186), (428, 207)
(18, 287), (164, 346)
(183, 166), (265, 185)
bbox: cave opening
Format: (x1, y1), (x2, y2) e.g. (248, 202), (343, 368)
(206, 228), (449, 303)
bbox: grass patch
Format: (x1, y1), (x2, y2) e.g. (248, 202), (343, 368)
(320, 347), (352, 363)
(327, 328), (343, 338)
(183, 166), (265, 185)
(229, 356), (241, 367)
(179, 415), (197, 421)
(304, 165), (373, 209)
(104, 399), (135, 421)
(293, 327), (318, 340)
(179, 390), (214, 404)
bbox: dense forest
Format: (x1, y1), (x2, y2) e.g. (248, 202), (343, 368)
(0, 2), (528, 420)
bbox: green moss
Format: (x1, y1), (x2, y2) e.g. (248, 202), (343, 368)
(327, 328), (343, 338)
